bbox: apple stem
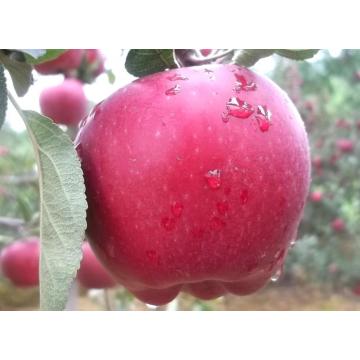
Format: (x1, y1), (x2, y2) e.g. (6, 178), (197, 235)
(187, 49), (235, 65)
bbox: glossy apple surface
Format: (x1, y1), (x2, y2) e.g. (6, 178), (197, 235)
(77, 242), (116, 289)
(0, 238), (39, 287)
(75, 64), (311, 305)
(35, 49), (84, 75)
(39, 79), (88, 126)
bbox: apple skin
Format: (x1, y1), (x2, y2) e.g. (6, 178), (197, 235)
(39, 79), (88, 126)
(0, 238), (39, 287)
(75, 64), (311, 305)
(35, 50), (84, 75)
(77, 242), (117, 289)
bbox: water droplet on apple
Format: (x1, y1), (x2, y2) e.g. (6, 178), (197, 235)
(234, 73), (257, 92)
(161, 217), (176, 231)
(256, 105), (272, 132)
(167, 73), (189, 81)
(221, 111), (230, 123)
(290, 239), (296, 248)
(165, 84), (181, 96)
(204, 68), (215, 80)
(216, 200), (229, 215)
(239, 189), (249, 204)
(205, 169), (222, 189)
(210, 216), (226, 231)
(270, 267), (283, 282)
(226, 97), (254, 119)
(171, 202), (184, 217)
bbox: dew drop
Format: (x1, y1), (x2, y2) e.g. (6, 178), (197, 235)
(234, 73), (257, 92)
(239, 189), (249, 204)
(161, 217), (176, 231)
(271, 267), (283, 282)
(165, 84), (181, 96)
(167, 73), (189, 81)
(205, 169), (222, 189)
(221, 111), (230, 123)
(216, 200), (229, 215)
(256, 105), (272, 132)
(226, 97), (254, 119)
(171, 202), (184, 217)
(290, 239), (296, 248)
(210, 216), (226, 231)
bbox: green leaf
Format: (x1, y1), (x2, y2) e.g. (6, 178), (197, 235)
(0, 51), (33, 97)
(234, 49), (275, 67)
(22, 49), (66, 65)
(0, 65), (6, 130)
(275, 49), (320, 61)
(7, 97), (87, 310)
(125, 49), (177, 77)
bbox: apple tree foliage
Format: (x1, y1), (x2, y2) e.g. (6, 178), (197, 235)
(271, 50), (360, 288)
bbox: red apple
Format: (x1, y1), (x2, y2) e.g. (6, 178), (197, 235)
(336, 118), (351, 129)
(0, 145), (9, 156)
(336, 138), (354, 153)
(0, 238), (39, 287)
(352, 283), (360, 296)
(200, 49), (212, 56)
(35, 50), (84, 75)
(331, 218), (346, 232)
(85, 49), (105, 77)
(39, 79), (88, 126)
(77, 242), (116, 289)
(310, 191), (323, 202)
(75, 64), (311, 305)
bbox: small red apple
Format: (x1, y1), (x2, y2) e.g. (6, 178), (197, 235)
(75, 64), (311, 305)
(336, 138), (354, 153)
(39, 79), (88, 126)
(0, 238), (39, 287)
(336, 118), (351, 129)
(200, 49), (212, 56)
(331, 218), (346, 232)
(310, 191), (323, 202)
(0, 145), (9, 156)
(35, 50), (84, 75)
(84, 49), (105, 77)
(352, 283), (360, 296)
(304, 100), (315, 112)
(77, 242), (116, 289)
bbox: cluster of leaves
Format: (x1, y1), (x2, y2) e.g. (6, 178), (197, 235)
(272, 50), (360, 289)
